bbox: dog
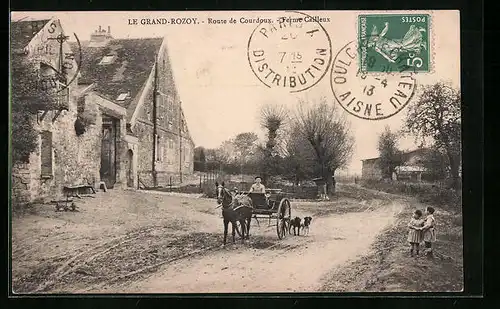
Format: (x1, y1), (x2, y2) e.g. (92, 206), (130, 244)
(289, 217), (302, 236)
(301, 216), (312, 235)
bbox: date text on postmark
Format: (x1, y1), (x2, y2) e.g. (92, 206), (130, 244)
(358, 14), (430, 73)
(330, 41), (416, 120)
(247, 11), (332, 93)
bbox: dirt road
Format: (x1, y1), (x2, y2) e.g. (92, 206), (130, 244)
(11, 185), (402, 293)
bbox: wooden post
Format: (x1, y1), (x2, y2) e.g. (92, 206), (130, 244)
(169, 176), (172, 192)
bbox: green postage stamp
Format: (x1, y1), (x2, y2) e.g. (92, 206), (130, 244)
(358, 14), (431, 73)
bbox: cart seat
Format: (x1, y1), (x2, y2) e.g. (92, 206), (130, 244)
(247, 192), (270, 209)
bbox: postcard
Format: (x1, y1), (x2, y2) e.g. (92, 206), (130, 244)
(10, 10), (462, 294)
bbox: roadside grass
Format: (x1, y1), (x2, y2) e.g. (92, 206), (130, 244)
(319, 197), (463, 292)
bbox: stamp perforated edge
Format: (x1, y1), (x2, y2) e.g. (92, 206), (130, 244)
(355, 11), (436, 76)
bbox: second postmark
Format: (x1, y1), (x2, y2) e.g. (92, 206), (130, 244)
(330, 41), (417, 121)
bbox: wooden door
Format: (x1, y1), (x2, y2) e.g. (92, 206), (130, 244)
(100, 116), (117, 188)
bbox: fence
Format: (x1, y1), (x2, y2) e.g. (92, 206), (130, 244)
(140, 171), (337, 200)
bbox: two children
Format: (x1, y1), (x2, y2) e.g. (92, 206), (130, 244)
(407, 206), (436, 257)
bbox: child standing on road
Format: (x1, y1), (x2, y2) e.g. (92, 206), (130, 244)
(422, 206), (437, 257)
(407, 209), (424, 256)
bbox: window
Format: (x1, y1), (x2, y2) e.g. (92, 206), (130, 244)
(154, 134), (160, 162)
(159, 146), (165, 162)
(99, 55), (115, 65)
(40, 131), (53, 177)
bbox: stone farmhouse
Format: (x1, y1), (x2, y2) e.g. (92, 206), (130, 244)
(10, 18), (194, 205)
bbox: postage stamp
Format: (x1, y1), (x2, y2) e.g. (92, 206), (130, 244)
(330, 41), (416, 120)
(247, 11), (332, 93)
(358, 13), (431, 73)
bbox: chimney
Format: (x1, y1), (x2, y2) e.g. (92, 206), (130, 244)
(89, 25), (114, 47)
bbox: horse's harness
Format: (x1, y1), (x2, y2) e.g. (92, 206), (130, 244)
(216, 187), (252, 211)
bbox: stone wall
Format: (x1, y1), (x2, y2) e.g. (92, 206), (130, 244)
(27, 89), (102, 203)
(132, 42), (195, 187)
(10, 87), (130, 205)
(11, 163), (34, 204)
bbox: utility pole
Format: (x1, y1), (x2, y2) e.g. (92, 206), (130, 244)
(152, 55), (159, 187)
(179, 102), (183, 184)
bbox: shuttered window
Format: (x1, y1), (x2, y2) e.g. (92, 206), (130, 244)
(40, 131), (53, 177)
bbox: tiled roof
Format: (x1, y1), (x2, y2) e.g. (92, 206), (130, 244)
(70, 38), (163, 109)
(362, 147), (432, 162)
(10, 19), (51, 50)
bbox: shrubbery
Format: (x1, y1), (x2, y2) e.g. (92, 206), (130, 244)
(361, 179), (461, 210)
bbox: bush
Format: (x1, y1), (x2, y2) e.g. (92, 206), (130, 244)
(361, 179), (461, 210)
(11, 112), (38, 163)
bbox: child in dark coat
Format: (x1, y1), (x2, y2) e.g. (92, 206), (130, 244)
(422, 206), (437, 257)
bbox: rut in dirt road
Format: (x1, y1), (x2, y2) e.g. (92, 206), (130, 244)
(97, 202), (403, 293)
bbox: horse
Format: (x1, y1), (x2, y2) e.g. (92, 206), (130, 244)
(215, 181), (253, 245)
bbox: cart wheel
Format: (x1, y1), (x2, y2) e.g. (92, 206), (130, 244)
(277, 199), (291, 240)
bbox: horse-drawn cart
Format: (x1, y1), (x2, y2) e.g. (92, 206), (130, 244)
(216, 182), (293, 242)
(240, 189), (292, 240)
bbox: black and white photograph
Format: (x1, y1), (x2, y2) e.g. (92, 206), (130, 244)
(9, 10), (464, 293)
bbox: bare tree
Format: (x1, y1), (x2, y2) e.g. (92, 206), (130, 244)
(404, 82), (461, 188)
(377, 126), (404, 179)
(259, 103), (289, 182)
(294, 97), (355, 195)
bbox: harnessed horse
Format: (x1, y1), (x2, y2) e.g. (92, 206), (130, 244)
(215, 182), (253, 245)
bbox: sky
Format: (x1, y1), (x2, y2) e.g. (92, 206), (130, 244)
(11, 11), (461, 174)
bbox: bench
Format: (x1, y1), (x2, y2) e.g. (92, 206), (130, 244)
(63, 184), (96, 198)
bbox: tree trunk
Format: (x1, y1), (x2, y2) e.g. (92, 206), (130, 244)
(323, 168), (336, 196)
(447, 150), (460, 189)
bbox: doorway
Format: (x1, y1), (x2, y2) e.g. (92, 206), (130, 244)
(127, 149), (134, 188)
(100, 116), (118, 189)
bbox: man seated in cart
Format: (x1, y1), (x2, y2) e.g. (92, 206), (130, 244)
(248, 176), (271, 208)
(249, 176), (266, 193)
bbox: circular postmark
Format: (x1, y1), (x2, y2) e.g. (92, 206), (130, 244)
(330, 41), (417, 120)
(247, 11), (332, 93)
(29, 26), (82, 95)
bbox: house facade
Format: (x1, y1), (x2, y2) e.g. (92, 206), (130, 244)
(74, 26), (195, 188)
(360, 157), (382, 180)
(361, 148), (434, 182)
(11, 19), (194, 205)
